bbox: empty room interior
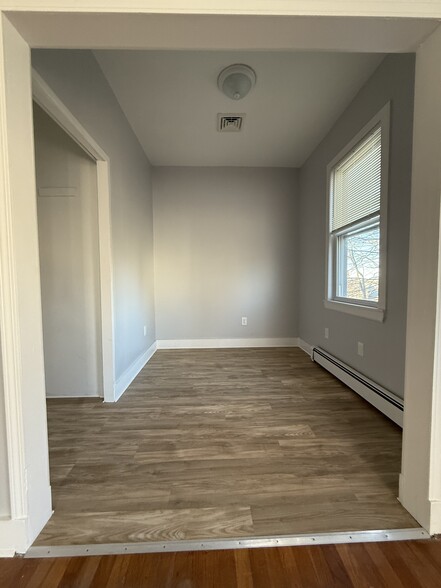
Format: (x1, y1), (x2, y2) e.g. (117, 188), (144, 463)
(21, 41), (423, 549)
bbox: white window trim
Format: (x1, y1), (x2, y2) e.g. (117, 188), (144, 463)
(325, 102), (390, 322)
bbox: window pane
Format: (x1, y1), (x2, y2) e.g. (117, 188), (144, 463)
(338, 224), (380, 302)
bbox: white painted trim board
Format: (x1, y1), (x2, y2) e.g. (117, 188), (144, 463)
(46, 395), (102, 399)
(156, 338), (299, 349)
(4, 1), (441, 19)
(298, 338), (313, 357)
(32, 70), (108, 161)
(32, 69), (116, 403)
(0, 518), (26, 556)
(114, 341), (157, 402)
(0, 16), (29, 523)
(0, 492), (51, 555)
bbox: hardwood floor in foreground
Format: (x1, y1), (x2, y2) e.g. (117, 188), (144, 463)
(34, 348), (417, 546)
(3, 541), (441, 587)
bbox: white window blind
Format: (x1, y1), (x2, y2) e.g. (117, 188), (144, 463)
(331, 126), (381, 232)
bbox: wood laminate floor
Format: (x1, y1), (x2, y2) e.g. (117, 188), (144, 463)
(34, 348), (417, 546)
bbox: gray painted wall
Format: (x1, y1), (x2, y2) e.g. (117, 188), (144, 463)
(153, 167), (298, 340)
(298, 54), (415, 398)
(30, 50), (414, 399)
(32, 50), (156, 380)
(34, 104), (102, 398)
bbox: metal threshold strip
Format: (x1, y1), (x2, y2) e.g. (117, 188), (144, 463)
(26, 528), (429, 558)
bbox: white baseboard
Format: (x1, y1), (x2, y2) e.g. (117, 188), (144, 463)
(46, 394), (102, 399)
(399, 473), (405, 501)
(0, 549), (15, 557)
(156, 338), (299, 349)
(399, 473), (431, 533)
(114, 341), (157, 402)
(429, 500), (441, 535)
(24, 487), (53, 554)
(298, 338), (313, 357)
(0, 518), (26, 556)
(399, 474), (441, 534)
(0, 482), (52, 556)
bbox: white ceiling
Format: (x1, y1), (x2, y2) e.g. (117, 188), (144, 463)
(95, 50), (385, 167)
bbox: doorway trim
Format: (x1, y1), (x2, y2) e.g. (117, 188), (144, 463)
(32, 70), (115, 403)
(2, 7), (441, 555)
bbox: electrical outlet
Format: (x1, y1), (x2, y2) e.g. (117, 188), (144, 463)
(357, 342), (364, 357)
(324, 327), (329, 339)
(241, 317), (248, 326)
(143, 326), (147, 337)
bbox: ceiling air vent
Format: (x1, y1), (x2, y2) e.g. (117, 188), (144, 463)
(217, 114), (245, 132)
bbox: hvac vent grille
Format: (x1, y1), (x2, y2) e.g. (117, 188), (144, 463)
(217, 114), (245, 132)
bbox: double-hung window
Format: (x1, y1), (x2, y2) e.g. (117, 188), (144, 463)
(326, 104), (389, 321)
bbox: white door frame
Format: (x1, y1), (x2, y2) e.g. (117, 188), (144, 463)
(2, 4), (441, 554)
(399, 25), (441, 534)
(32, 70), (116, 404)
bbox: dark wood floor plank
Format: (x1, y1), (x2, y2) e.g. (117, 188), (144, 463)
(7, 558), (38, 588)
(277, 547), (305, 588)
(393, 540), (441, 587)
(59, 556), (101, 588)
(170, 550), (238, 588)
(412, 539), (441, 575)
(247, 546), (292, 588)
(286, 546), (322, 588)
(88, 556), (119, 588)
(234, 549), (253, 588)
(338, 542), (393, 588)
(363, 542), (406, 588)
(0, 559), (18, 587)
(305, 545), (347, 588)
(102, 554), (131, 588)
(121, 553), (164, 588)
(318, 544), (355, 588)
(21, 558), (54, 588)
(2, 541), (441, 587)
(374, 541), (423, 588)
(29, 557), (72, 588)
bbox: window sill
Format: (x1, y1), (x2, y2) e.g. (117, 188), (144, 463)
(324, 299), (385, 322)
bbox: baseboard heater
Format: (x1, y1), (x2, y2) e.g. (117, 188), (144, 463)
(312, 347), (404, 427)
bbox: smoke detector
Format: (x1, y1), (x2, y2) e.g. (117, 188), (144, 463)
(217, 114), (245, 132)
(217, 64), (256, 101)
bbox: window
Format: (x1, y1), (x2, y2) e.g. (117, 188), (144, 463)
(325, 104), (389, 321)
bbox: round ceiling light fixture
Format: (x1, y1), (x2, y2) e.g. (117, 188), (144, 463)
(217, 64), (257, 101)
